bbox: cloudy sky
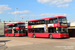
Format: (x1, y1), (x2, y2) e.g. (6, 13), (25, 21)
(0, 0), (74, 21)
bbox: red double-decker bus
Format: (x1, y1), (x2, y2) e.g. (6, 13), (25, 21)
(28, 16), (69, 38)
(5, 22), (26, 37)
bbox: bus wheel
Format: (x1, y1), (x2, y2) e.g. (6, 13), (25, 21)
(49, 34), (53, 39)
(33, 34), (35, 38)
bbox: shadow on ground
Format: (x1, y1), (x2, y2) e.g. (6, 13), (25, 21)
(30, 37), (70, 39)
(0, 35), (5, 37)
(0, 40), (10, 43)
(0, 35), (28, 37)
(0, 40), (10, 50)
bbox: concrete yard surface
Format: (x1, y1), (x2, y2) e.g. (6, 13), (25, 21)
(0, 37), (75, 50)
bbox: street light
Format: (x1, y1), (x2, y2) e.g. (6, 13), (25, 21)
(15, 8), (18, 21)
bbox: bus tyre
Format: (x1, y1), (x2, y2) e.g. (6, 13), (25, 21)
(33, 34), (35, 38)
(49, 34), (53, 39)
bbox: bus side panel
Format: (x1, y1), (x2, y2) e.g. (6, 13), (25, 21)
(28, 33), (69, 38)
(51, 33), (69, 38)
(28, 26), (32, 28)
(8, 33), (14, 36)
(23, 33), (26, 36)
(5, 33), (7, 36)
(54, 23), (60, 27)
(34, 33), (49, 37)
(58, 33), (69, 38)
(15, 33), (19, 36)
(33, 33), (61, 38)
(51, 33), (60, 38)
(5, 33), (14, 36)
(15, 33), (26, 36)
(28, 33), (33, 37)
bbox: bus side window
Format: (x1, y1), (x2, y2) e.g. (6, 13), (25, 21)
(33, 28), (44, 33)
(29, 29), (33, 33)
(13, 24), (17, 27)
(54, 27), (57, 33)
(48, 28), (53, 33)
(39, 28), (44, 33)
(9, 25), (13, 28)
(6, 26), (9, 28)
(48, 27), (58, 33)
(53, 18), (58, 23)
(49, 19), (53, 23)
(35, 21), (37, 25)
(35, 21), (39, 25)
(29, 20), (45, 25)
(41, 20), (45, 24)
(45, 19), (49, 24)
(33, 28), (39, 33)
(32, 22), (35, 25)
(29, 29), (30, 33)
(14, 30), (18, 33)
(29, 22), (33, 25)
(7, 30), (12, 33)
(38, 21), (41, 24)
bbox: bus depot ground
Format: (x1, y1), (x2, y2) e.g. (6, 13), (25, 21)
(0, 36), (75, 50)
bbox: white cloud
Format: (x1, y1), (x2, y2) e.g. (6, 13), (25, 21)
(20, 14), (37, 17)
(0, 12), (2, 14)
(37, 0), (72, 5)
(38, 13), (67, 16)
(58, 4), (69, 7)
(0, 5), (11, 14)
(20, 13), (70, 17)
(20, 14), (27, 17)
(37, 0), (72, 7)
(8, 10), (30, 14)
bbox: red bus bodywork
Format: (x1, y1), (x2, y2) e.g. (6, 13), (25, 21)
(28, 16), (69, 38)
(5, 22), (26, 37)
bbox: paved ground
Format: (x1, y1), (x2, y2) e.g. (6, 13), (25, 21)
(0, 37), (75, 50)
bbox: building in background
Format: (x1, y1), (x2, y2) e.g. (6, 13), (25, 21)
(68, 21), (75, 37)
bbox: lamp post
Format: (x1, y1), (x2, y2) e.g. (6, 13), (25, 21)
(15, 8), (18, 21)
